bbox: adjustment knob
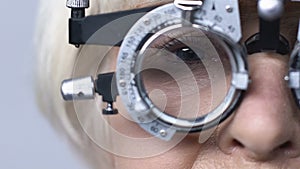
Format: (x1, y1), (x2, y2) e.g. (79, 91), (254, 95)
(61, 76), (95, 100)
(258, 0), (284, 21)
(103, 102), (118, 115)
(66, 0), (89, 8)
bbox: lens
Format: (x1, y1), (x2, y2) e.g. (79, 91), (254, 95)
(136, 26), (232, 120)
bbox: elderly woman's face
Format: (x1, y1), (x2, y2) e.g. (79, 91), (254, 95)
(99, 0), (300, 168)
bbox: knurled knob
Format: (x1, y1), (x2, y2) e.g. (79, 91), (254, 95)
(61, 76), (95, 100)
(66, 0), (89, 8)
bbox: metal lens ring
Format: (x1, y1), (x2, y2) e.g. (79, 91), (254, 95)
(288, 43), (300, 107)
(116, 3), (248, 140)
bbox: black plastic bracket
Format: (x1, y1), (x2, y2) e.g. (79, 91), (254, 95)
(95, 72), (119, 115)
(69, 6), (157, 46)
(71, 8), (86, 19)
(245, 18), (290, 55)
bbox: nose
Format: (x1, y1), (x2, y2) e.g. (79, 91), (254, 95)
(218, 53), (300, 161)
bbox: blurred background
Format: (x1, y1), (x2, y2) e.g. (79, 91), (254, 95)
(0, 1), (86, 169)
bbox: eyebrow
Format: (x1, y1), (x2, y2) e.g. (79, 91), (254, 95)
(135, 0), (172, 8)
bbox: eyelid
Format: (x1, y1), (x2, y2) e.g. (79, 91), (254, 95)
(145, 28), (232, 66)
(149, 28), (198, 48)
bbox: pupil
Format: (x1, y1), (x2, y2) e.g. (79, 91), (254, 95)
(175, 47), (200, 61)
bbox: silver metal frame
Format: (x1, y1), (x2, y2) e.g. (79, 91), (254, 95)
(287, 21), (300, 106)
(116, 1), (249, 140)
(61, 0), (300, 142)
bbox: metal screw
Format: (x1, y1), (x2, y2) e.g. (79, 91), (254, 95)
(159, 129), (167, 137)
(77, 92), (84, 97)
(137, 117), (145, 123)
(226, 5), (233, 13)
(284, 76), (290, 81)
(103, 102), (118, 115)
(119, 80), (126, 87)
(144, 18), (151, 25)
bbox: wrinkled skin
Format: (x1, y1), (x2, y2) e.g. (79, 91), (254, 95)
(102, 1), (300, 168)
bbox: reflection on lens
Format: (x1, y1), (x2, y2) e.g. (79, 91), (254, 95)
(137, 26), (232, 120)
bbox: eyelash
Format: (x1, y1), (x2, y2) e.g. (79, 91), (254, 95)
(164, 39), (202, 63)
(151, 37), (201, 65)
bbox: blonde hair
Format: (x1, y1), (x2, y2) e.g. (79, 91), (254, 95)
(35, 0), (300, 168)
(35, 0), (172, 168)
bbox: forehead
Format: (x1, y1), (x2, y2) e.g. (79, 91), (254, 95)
(135, 0), (300, 12)
(135, 0), (255, 7)
(134, 0), (256, 17)
(132, 0), (300, 23)
(131, 0), (300, 42)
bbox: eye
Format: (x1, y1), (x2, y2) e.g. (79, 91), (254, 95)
(137, 27), (235, 120)
(164, 39), (203, 64)
(177, 47), (194, 57)
(175, 46), (201, 62)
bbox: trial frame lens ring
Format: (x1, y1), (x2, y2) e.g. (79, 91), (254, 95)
(116, 3), (248, 135)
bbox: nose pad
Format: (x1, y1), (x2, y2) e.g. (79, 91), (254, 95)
(217, 54), (300, 161)
(245, 0), (290, 55)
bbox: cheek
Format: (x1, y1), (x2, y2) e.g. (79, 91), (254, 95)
(111, 133), (202, 169)
(102, 98), (204, 162)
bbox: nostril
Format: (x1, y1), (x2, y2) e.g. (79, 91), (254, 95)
(233, 139), (244, 148)
(277, 141), (300, 158)
(278, 141), (292, 150)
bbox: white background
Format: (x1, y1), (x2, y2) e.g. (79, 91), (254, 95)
(0, 1), (87, 169)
